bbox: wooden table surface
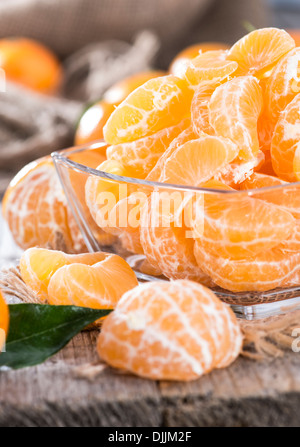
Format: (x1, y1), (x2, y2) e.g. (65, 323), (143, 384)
(1, 330), (300, 427)
(2, 212), (300, 427)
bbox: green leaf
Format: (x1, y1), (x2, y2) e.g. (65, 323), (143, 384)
(0, 304), (112, 370)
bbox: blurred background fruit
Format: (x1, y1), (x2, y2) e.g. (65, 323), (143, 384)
(0, 37), (62, 93)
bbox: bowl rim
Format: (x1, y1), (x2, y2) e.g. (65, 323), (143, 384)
(51, 141), (300, 195)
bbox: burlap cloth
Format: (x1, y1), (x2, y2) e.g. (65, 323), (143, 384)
(0, 0), (269, 193)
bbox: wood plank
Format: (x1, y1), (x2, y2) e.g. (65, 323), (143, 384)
(159, 353), (300, 427)
(0, 331), (162, 427)
(1, 328), (300, 427)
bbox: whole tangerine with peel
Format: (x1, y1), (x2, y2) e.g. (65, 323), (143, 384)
(0, 37), (62, 93)
(97, 280), (243, 381)
(0, 290), (9, 353)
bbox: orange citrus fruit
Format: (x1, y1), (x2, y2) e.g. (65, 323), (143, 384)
(294, 145), (300, 181)
(140, 192), (213, 285)
(260, 47), (300, 147)
(159, 135), (239, 186)
(287, 29), (300, 46)
(146, 125), (198, 182)
(240, 173), (300, 219)
(20, 248), (138, 310)
(194, 242), (300, 292)
(106, 117), (190, 178)
(0, 37), (62, 93)
(103, 75), (192, 145)
(0, 290), (9, 353)
(271, 92), (300, 181)
(183, 50), (238, 88)
(103, 71), (166, 105)
(191, 81), (218, 136)
(75, 101), (115, 146)
(3, 147), (108, 253)
(208, 76), (263, 160)
(97, 280), (243, 381)
(227, 28), (295, 78)
(191, 187), (295, 260)
(169, 42), (230, 77)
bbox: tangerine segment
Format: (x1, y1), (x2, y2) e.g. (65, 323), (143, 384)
(192, 188), (295, 260)
(191, 81), (218, 136)
(48, 253), (138, 310)
(140, 192), (213, 286)
(20, 248), (111, 302)
(194, 242), (300, 292)
(241, 173), (300, 218)
(0, 290), (9, 352)
(103, 71), (166, 105)
(103, 75), (193, 145)
(263, 48), (300, 130)
(227, 28), (295, 77)
(106, 118), (190, 178)
(208, 76), (263, 160)
(293, 144), (300, 181)
(97, 280), (242, 381)
(169, 42), (230, 77)
(183, 50), (238, 87)
(110, 191), (147, 255)
(271, 93), (300, 181)
(146, 126), (198, 182)
(159, 135), (238, 186)
(217, 150), (265, 187)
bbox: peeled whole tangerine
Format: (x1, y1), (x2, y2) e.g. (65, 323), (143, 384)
(97, 280), (243, 381)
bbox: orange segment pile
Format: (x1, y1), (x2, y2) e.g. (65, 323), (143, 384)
(79, 27), (299, 293)
(20, 248), (138, 311)
(3, 27), (300, 296)
(106, 117), (190, 178)
(98, 280), (243, 381)
(0, 290), (9, 353)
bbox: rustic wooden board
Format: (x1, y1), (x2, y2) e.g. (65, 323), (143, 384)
(1, 330), (300, 427)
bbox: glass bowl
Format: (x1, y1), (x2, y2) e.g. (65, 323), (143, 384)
(52, 142), (300, 320)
